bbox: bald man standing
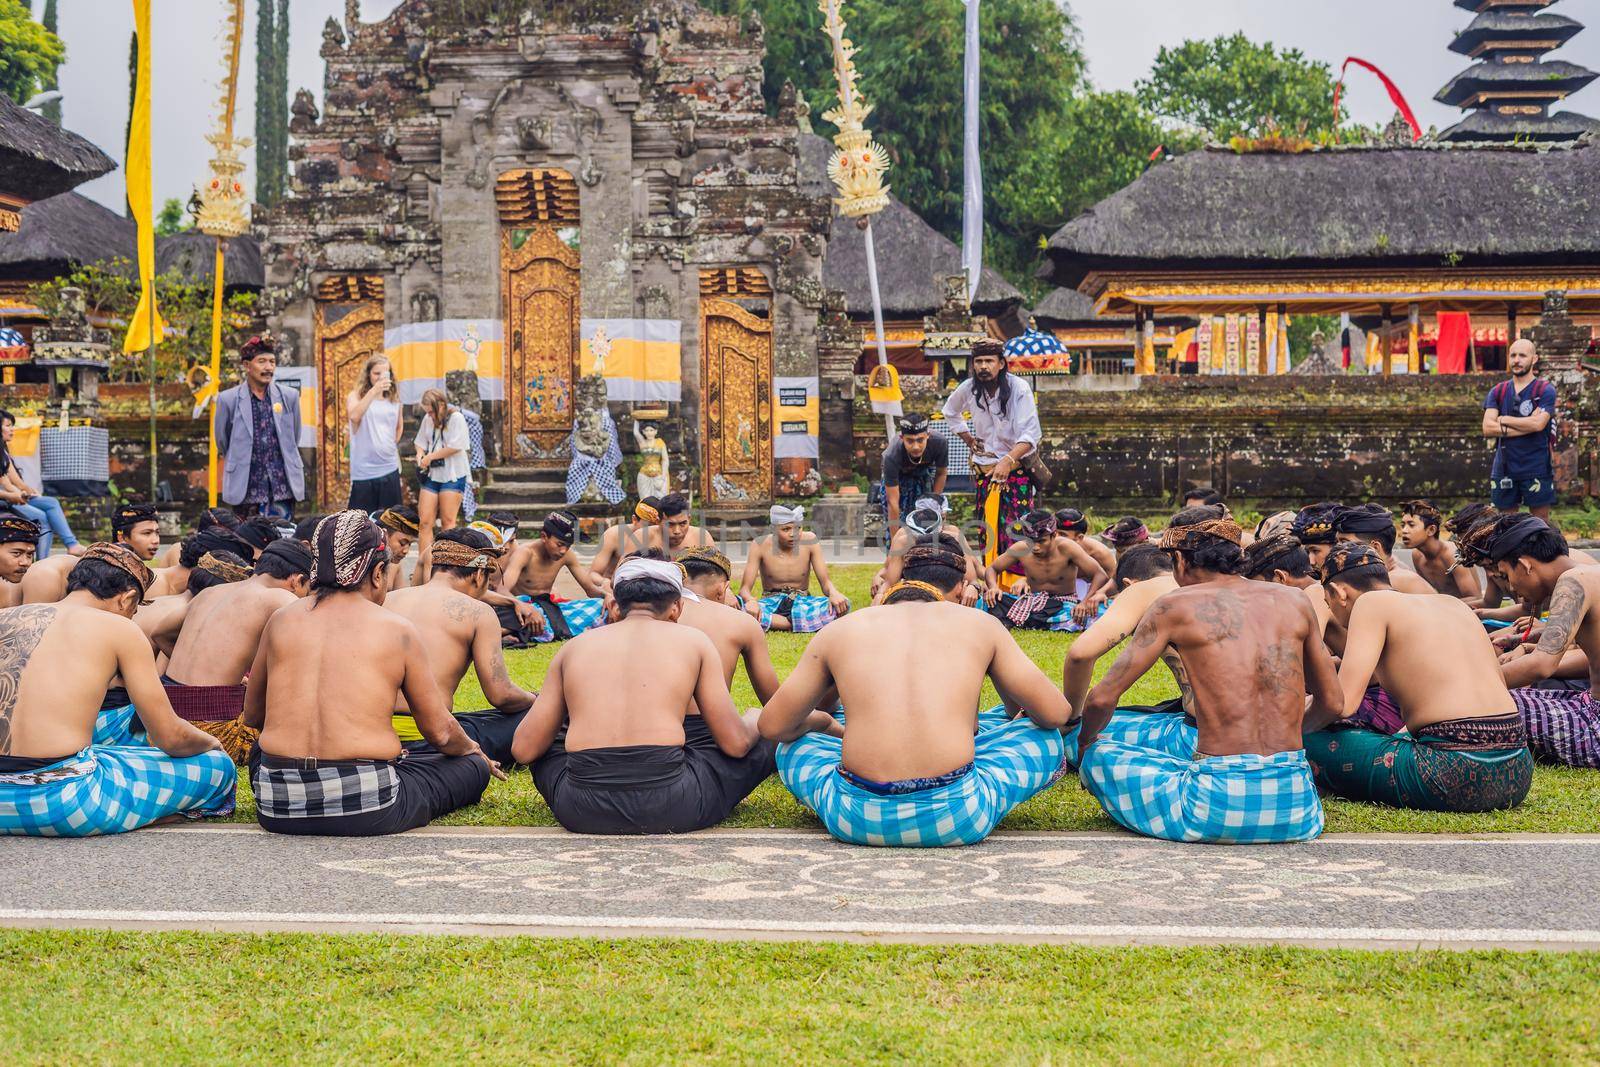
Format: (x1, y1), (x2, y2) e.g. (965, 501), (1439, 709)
(1483, 339), (1556, 521)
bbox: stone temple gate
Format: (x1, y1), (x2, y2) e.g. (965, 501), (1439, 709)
(257, 1), (833, 519)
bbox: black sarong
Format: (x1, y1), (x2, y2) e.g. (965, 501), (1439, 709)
(496, 595), (571, 647)
(402, 709), (526, 768)
(531, 717), (776, 834)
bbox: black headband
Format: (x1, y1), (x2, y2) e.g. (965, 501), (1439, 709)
(112, 502), (158, 532)
(899, 413), (931, 434)
(1319, 542), (1387, 584)
(1333, 503), (1395, 537)
(1487, 514), (1552, 563)
(259, 536), (313, 575)
(0, 511), (41, 545)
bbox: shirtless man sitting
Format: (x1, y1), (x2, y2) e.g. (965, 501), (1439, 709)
(589, 497), (662, 583)
(23, 500), (162, 604)
(1077, 511), (1341, 844)
(1101, 516), (1150, 558)
(738, 505), (850, 632)
(1290, 501), (1342, 573)
(374, 505), (419, 592)
(147, 526), (256, 600)
(672, 546), (787, 703)
(383, 529), (536, 767)
(0, 511), (39, 608)
(162, 539), (312, 763)
(1490, 514), (1600, 769)
(511, 556), (776, 835)
(1332, 503), (1435, 595)
(1055, 508), (1117, 610)
(243, 511), (502, 836)
(656, 493), (716, 554)
(759, 538), (1072, 848)
(869, 496), (979, 606)
(0, 544), (235, 836)
(497, 510), (606, 643)
(1302, 543), (1532, 812)
(1400, 499), (1478, 599)
(982, 510), (1109, 632)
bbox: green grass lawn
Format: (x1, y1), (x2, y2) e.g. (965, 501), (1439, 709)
(215, 564), (1600, 833)
(5, 931), (1597, 1063)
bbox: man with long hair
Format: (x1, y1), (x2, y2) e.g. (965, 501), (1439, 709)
(940, 338), (1043, 592)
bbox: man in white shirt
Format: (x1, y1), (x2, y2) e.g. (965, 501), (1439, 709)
(940, 338), (1043, 587)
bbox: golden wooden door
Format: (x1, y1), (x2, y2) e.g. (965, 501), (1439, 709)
(701, 297), (773, 506)
(502, 225), (581, 463)
(314, 301), (385, 508)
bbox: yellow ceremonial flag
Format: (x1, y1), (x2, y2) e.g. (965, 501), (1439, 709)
(122, 0), (166, 355)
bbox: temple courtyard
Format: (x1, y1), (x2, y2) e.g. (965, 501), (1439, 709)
(3, 563), (1599, 1061)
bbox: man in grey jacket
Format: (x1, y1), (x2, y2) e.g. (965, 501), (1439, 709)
(216, 335), (305, 519)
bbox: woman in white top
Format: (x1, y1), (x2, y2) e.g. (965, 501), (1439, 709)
(413, 387), (470, 580)
(345, 354), (404, 512)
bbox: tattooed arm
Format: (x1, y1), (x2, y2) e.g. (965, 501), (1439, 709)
(471, 600), (535, 714)
(1502, 572), (1586, 689)
(1080, 598), (1175, 751)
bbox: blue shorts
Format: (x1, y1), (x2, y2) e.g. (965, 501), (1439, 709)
(419, 474), (468, 495)
(1491, 472), (1555, 509)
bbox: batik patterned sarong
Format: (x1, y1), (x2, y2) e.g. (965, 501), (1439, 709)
(776, 714), (1068, 847)
(985, 591), (1103, 633)
(1304, 714), (1532, 812)
(1510, 687), (1600, 769)
(1080, 741), (1323, 844)
(975, 468), (1035, 585)
(0, 710), (236, 837)
(530, 597), (609, 644)
(757, 593), (837, 633)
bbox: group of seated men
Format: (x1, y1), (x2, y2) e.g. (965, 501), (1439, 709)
(0, 485), (1593, 847)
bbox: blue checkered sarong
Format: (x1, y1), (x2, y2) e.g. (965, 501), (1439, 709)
(777, 713), (1069, 847)
(758, 593), (838, 633)
(531, 597), (609, 643)
(0, 704), (236, 837)
(1080, 740), (1323, 844)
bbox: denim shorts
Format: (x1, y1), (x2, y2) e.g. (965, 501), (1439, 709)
(1490, 472), (1556, 509)
(419, 474), (467, 495)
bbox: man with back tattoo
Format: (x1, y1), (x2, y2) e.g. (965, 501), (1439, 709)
(0, 544), (236, 836)
(1075, 507), (1341, 844)
(1490, 514), (1600, 768)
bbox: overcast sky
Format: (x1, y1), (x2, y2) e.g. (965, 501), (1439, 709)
(47, 0), (1600, 215)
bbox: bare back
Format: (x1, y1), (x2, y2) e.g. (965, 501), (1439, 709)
(383, 583), (490, 708)
(1148, 579), (1320, 757)
(1344, 591), (1513, 729)
(797, 602), (1064, 780)
(553, 618), (722, 750)
(1, 605), (126, 757)
(19, 554), (74, 604)
(251, 596), (419, 760)
(166, 577), (296, 685)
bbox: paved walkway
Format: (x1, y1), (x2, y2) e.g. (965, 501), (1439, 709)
(3, 827), (1599, 950)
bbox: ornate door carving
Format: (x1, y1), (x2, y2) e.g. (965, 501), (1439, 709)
(701, 297), (773, 506)
(502, 224), (581, 463)
(314, 300), (385, 508)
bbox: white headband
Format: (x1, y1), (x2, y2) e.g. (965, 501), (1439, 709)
(913, 496), (946, 515)
(771, 505), (804, 526)
(612, 557), (685, 593)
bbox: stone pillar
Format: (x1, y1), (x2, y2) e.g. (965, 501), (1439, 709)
(816, 289), (859, 484)
(1529, 291), (1597, 499)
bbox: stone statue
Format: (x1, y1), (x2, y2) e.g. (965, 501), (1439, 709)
(633, 417), (670, 500)
(564, 374), (624, 505)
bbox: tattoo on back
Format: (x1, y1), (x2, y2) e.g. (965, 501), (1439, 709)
(443, 596), (472, 623)
(0, 606), (57, 754)
(1537, 574), (1586, 657)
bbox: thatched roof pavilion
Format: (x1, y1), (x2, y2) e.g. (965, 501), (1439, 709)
(0, 93), (115, 232)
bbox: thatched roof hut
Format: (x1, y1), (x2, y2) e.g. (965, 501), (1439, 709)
(0, 93), (115, 213)
(801, 135), (1021, 320)
(155, 232), (264, 292)
(1042, 142), (1600, 316)
(0, 192), (135, 282)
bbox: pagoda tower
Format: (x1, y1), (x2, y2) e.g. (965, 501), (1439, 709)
(1437, 0), (1599, 142)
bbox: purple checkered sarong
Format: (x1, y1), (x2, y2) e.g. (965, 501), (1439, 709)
(1510, 687), (1600, 769)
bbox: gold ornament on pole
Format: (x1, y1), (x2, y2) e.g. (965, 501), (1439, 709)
(816, 0), (900, 434)
(194, 0), (251, 506)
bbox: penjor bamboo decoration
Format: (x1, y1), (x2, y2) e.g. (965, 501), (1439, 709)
(194, 0), (252, 506)
(816, 0), (899, 438)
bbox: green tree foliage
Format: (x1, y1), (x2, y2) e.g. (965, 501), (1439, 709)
(38, 0), (60, 124)
(253, 0), (291, 207)
(0, 0), (64, 105)
(1136, 33), (1343, 141)
(25, 261), (257, 384)
(155, 197), (191, 236)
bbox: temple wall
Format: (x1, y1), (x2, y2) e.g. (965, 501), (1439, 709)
(852, 374), (1600, 508)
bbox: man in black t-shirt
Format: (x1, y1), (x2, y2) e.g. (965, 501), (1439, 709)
(880, 413), (949, 529)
